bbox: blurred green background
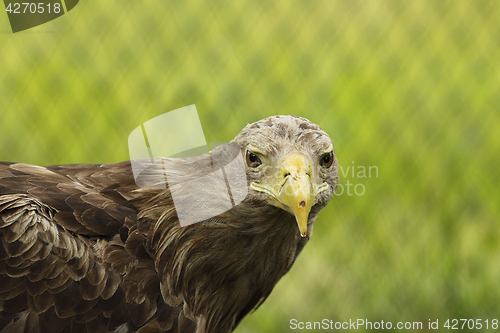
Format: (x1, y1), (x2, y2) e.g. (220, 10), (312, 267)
(1, 0), (500, 331)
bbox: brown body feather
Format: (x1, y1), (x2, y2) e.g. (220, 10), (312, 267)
(0, 115), (338, 333)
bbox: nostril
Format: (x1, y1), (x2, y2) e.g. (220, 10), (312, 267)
(284, 172), (290, 178)
(299, 201), (306, 207)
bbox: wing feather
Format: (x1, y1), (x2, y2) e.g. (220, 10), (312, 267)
(0, 161), (176, 332)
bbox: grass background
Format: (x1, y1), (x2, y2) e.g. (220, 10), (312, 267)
(1, 0), (500, 331)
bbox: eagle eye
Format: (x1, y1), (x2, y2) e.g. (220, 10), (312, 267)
(246, 151), (262, 168)
(320, 152), (334, 168)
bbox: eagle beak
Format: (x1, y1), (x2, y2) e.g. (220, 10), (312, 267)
(251, 154), (329, 238)
(278, 154), (314, 237)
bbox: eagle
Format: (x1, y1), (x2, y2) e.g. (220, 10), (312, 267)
(0, 115), (338, 333)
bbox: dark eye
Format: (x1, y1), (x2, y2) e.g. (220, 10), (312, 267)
(320, 152), (334, 168)
(246, 150), (262, 168)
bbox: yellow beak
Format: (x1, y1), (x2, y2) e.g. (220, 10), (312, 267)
(278, 154), (314, 237)
(251, 154), (328, 237)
